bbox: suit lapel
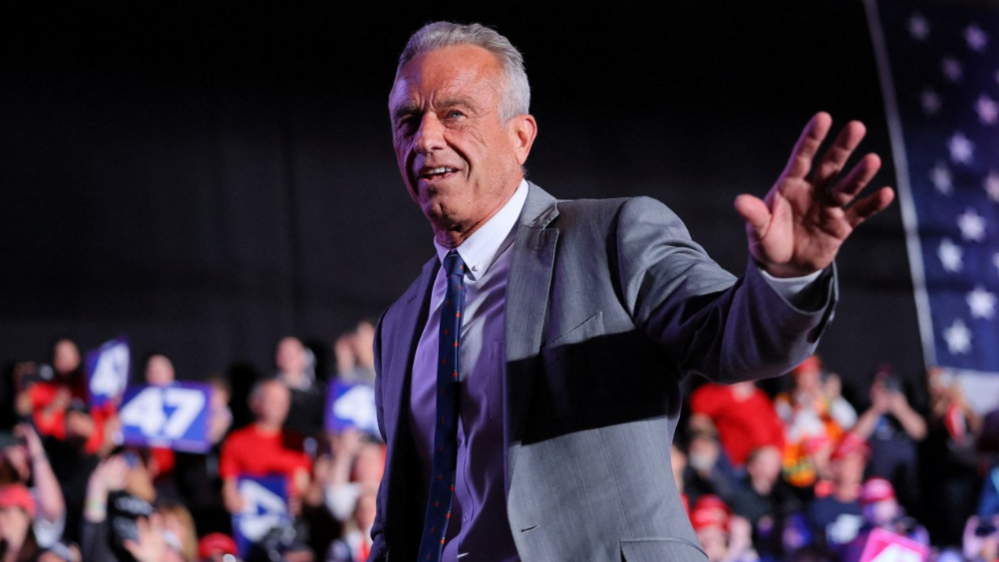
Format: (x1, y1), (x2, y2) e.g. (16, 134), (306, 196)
(376, 256), (438, 558)
(504, 182), (559, 492)
(383, 257), (438, 450)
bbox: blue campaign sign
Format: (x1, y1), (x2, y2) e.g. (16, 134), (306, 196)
(232, 475), (290, 557)
(324, 380), (379, 436)
(84, 336), (131, 407)
(118, 382), (212, 453)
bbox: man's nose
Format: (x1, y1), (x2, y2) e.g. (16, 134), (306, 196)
(414, 113), (446, 153)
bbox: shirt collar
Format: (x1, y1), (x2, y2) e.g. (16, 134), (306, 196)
(434, 179), (529, 281)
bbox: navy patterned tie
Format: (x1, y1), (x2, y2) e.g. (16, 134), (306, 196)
(418, 250), (466, 562)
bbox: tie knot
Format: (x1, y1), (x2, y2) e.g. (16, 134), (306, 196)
(443, 251), (466, 277)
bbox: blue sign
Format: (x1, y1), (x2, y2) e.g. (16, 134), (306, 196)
(324, 380), (379, 436)
(84, 336), (130, 407)
(119, 382), (212, 453)
(232, 475), (290, 557)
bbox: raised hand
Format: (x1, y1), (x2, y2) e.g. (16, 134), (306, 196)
(13, 423), (44, 460)
(123, 513), (167, 562)
(734, 112), (895, 278)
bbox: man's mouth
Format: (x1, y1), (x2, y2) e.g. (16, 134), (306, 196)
(417, 166), (459, 181)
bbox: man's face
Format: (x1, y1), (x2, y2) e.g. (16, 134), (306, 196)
(866, 498), (898, 526)
(253, 381), (290, 426)
(388, 44), (535, 242)
(832, 453), (866, 487)
(747, 446), (782, 484)
(696, 526), (728, 562)
(52, 339), (80, 376)
(144, 355), (175, 386)
(276, 337), (305, 375)
(0, 506), (30, 544)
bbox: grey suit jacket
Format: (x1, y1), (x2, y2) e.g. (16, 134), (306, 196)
(369, 183), (836, 562)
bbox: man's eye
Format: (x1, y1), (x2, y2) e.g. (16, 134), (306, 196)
(396, 117), (419, 133)
(445, 110), (464, 119)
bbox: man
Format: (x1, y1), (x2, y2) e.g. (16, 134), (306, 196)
(219, 379), (312, 514)
(372, 22), (894, 562)
(727, 445), (796, 533)
(807, 433), (869, 549)
(689, 380), (784, 468)
(273, 336), (326, 437)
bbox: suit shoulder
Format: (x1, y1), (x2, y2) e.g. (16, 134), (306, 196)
(553, 195), (686, 236)
(555, 195), (677, 218)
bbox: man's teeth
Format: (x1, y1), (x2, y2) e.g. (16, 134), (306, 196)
(425, 167), (455, 176)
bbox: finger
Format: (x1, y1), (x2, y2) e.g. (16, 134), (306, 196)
(734, 194), (771, 237)
(122, 540), (140, 555)
(845, 187), (895, 227)
(782, 112), (833, 180)
(812, 120), (867, 188)
(829, 153), (882, 206)
(148, 512), (164, 531)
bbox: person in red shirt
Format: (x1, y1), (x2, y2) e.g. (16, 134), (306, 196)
(15, 339), (115, 456)
(689, 381), (784, 467)
(219, 378), (312, 513)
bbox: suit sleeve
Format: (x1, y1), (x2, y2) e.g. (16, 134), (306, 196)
(613, 196), (836, 382)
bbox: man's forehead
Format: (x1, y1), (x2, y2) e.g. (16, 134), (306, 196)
(389, 44), (502, 107)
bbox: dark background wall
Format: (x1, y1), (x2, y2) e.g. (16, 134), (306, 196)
(0, 1), (919, 395)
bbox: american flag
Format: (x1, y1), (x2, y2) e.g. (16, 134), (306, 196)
(867, 0), (999, 409)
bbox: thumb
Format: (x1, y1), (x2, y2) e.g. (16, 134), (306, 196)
(734, 194), (771, 238)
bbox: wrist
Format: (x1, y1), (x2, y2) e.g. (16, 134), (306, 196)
(759, 260), (826, 279)
(84, 496), (108, 521)
(86, 481), (108, 500)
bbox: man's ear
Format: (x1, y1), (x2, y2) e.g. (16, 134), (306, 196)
(509, 114), (538, 166)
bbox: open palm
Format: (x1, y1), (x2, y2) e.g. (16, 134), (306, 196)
(734, 112), (895, 278)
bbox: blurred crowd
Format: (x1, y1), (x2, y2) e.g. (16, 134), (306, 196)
(0, 322), (382, 562)
(2, 331), (999, 562)
(678, 356), (999, 562)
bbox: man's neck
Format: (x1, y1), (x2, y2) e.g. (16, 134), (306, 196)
(254, 421), (282, 435)
(432, 178), (524, 248)
(752, 477), (774, 495)
(834, 482), (861, 502)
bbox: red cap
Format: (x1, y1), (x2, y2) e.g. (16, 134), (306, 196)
(832, 432), (871, 461)
(690, 495), (730, 532)
(860, 478), (896, 505)
(0, 484), (36, 518)
(792, 355), (822, 376)
(197, 533), (237, 559)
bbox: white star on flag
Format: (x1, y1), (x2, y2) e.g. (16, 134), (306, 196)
(939, 238), (964, 272)
(921, 89), (941, 115)
(931, 161), (953, 195)
(908, 13), (930, 40)
(958, 208), (987, 241)
(948, 131), (974, 164)
(943, 318), (972, 354)
(965, 24), (989, 51)
(942, 57), (963, 82)
(967, 286), (997, 319)
(986, 171), (999, 203)
(976, 94), (998, 125)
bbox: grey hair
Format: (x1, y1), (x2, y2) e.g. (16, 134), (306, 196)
(396, 22), (531, 123)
